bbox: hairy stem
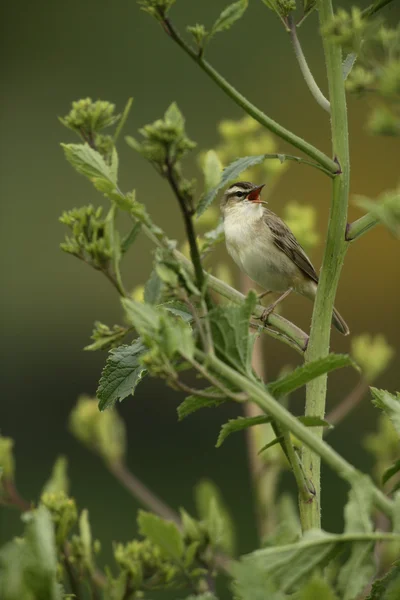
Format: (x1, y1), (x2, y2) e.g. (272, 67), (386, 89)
(288, 16), (331, 113)
(197, 351), (393, 519)
(301, 0), (351, 531)
(160, 17), (338, 174)
(346, 213), (379, 241)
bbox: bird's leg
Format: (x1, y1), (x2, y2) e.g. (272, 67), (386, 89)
(260, 288), (293, 323)
(258, 290), (273, 302)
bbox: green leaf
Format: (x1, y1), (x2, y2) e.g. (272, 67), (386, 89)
(164, 102), (184, 129)
(79, 509), (93, 569)
(196, 154), (266, 216)
(343, 52), (357, 80)
(97, 340), (147, 410)
(383, 459), (400, 485)
(297, 416), (332, 428)
(267, 354), (355, 399)
(184, 594), (218, 600)
(208, 291), (257, 375)
(144, 270), (164, 305)
(61, 143), (117, 185)
(195, 479), (236, 555)
(121, 221), (141, 254)
(177, 390), (226, 420)
(210, 0), (248, 38)
(265, 494), (301, 547)
(137, 511), (184, 562)
(258, 436), (283, 455)
(232, 559), (283, 600)
(42, 456), (69, 495)
(338, 475), (376, 600)
(296, 574), (339, 600)
(202, 150), (223, 193)
(162, 301), (193, 322)
(355, 190), (400, 238)
(367, 560), (400, 599)
(216, 415), (271, 448)
(371, 388), (400, 436)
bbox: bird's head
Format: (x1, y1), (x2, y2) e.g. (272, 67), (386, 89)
(220, 181), (265, 215)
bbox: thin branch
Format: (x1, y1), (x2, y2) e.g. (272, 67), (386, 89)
(362, 0), (396, 18)
(288, 16), (331, 113)
(326, 378), (370, 427)
(107, 460), (181, 525)
(346, 212), (379, 241)
(1, 478), (31, 512)
(160, 16), (338, 175)
(172, 378), (226, 399)
(281, 429), (315, 504)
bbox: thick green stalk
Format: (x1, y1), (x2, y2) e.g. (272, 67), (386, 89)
(162, 17), (338, 175)
(301, 0), (351, 531)
(346, 213), (379, 241)
(198, 351), (393, 519)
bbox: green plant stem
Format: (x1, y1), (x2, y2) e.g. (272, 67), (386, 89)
(282, 429), (315, 504)
(300, 0), (351, 532)
(287, 16), (331, 113)
(161, 17), (338, 175)
(196, 350), (394, 519)
(363, 0), (396, 18)
(346, 213), (379, 241)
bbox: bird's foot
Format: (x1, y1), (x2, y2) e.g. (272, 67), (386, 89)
(258, 290), (273, 302)
(259, 288), (293, 324)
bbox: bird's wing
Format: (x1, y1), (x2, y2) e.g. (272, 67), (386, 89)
(265, 211), (319, 283)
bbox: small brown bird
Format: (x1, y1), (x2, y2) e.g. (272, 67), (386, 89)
(220, 181), (349, 335)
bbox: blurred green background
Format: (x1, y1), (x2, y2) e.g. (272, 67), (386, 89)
(1, 0), (400, 594)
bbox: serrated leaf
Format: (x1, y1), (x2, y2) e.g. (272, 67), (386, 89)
(144, 270), (164, 305)
(371, 388), (400, 436)
(162, 301), (193, 322)
(267, 354), (355, 399)
(61, 143), (117, 186)
(203, 151), (223, 193)
(196, 154), (266, 216)
(97, 340), (147, 410)
(137, 511), (184, 562)
(210, 0), (248, 38)
(177, 390), (226, 420)
(216, 415), (271, 448)
(297, 416), (332, 428)
(258, 436), (283, 455)
(232, 559), (283, 600)
(121, 221), (141, 254)
(209, 291), (257, 375)
(338, 540), (375, 600)
(367, 560), (400, 599)
(344, 474), (374, 534)
(383, 459), (400, 485)
(195, 479), (236, 555)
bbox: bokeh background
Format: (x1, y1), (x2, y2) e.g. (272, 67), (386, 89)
(1, 0), (400, 596)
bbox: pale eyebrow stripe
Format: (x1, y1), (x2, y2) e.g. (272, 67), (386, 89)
(227, 186), (248, 197)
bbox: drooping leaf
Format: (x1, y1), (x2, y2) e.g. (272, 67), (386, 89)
(196, 154), (266, 216)
(177, 390), (226, 420)
(297, 416), (332, 428)
(338, 475), (376, 600)
(202, 150), (223, 193)
(61, 143), (117, 185)
(232, 559), (284, 600)
(216, 415), (271, 448)
(367, 560), (400, 599)
(267, 354), (355, 399)
(383, 459), (400, 486)
(195, 479), (236, 555)
(371, 388), (400, 436)
(209, 0), (248, 38)
(137, 511), (184, 562)
(257, 436), (283, 455)
(144, 270), (164, 305)
(97, 340), (147, 410)
(208, 291), (257, 376)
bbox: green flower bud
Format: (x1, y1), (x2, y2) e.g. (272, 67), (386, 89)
(85, 321), (128, 352)
(262, 0), (296, 23)
(0, 436), (15, 481)
(138, 0), (176, 20)
(351, 334), (394, 382)
(60, 98), (120, 136)
(40, 491), (78, 546)
(69, 396), (126, 463)
(187, 24), (208, 49)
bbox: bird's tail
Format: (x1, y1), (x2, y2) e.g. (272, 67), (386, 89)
(332, 306), (350, 336)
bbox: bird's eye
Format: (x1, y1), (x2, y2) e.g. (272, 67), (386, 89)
(236, 191), (246, 198)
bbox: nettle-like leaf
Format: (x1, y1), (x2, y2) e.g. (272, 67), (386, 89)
(97, 340), (147, 411)
(216, 415), (272, 447)
(137, 511), (184, 562)
(177, 390), (225, 420)
(371, 388), (400, 436)
(209, 0), (248, 39)
(61, 143), (117, 186)
(367, 560), (400, 599)
(267, 354), (355, 399)
(195, 479), (236, 555)
(144, 270), (164, 305)
(208, 291), (257, 376)
(338, 475), (375, 600)
(383, 459), (400, 486)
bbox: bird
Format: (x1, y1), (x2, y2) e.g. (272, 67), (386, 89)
(220, 181), (349, 336)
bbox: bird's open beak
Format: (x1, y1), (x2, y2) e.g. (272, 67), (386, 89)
(247, 184), (265, 203)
